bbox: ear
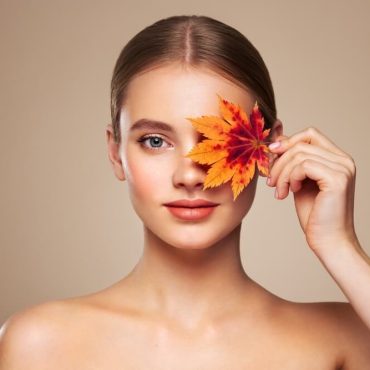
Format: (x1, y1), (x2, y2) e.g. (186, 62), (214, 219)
(106, 124), (126, 181)
(258, 118), (284, 177)
(269, 118), (283, 141)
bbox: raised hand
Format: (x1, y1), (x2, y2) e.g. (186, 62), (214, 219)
(266, 126), (357, 254)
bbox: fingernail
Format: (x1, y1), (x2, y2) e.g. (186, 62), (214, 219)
(275, 188), (279, 199)
(266, 176), (271, 185)
(269, 141), (281, 150)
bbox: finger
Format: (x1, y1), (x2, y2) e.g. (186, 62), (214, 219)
(267, 134), (289, 172)
(288, 159), (348, 194)
(274, 153), (349, 199)
(270, 126), (350, 158)
(268, 142), (353, 187)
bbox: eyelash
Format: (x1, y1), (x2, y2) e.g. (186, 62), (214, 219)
(137, 134), (172, 151)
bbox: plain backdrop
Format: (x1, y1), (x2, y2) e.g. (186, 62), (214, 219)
(1, 0), (369, 325)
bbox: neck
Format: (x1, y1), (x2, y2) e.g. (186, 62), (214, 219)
(123, 222), (261, 328)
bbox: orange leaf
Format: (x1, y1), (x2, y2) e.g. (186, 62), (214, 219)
(185, 94), (271, 201)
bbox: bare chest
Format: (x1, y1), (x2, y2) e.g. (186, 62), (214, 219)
(59, 318), (342, 370)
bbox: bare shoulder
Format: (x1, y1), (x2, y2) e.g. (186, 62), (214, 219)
(320, 301), (370, 369)
(279, 299), (370, 369)
(0, 298), (88, 369)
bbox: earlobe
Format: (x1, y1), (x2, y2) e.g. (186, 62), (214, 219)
(106, 124), (126, 181)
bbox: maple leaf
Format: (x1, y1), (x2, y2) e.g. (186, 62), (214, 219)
(185, 94), (271, 201)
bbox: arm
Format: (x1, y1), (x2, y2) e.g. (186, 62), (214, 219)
(267, 127), (370, 332)
(314, 237), (370, 331)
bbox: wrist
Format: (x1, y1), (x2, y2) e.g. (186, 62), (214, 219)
(309, 229), (359, 254)
(314, 235), (369, 268)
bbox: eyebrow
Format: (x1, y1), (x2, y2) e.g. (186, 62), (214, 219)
(129, 118), (174, 133)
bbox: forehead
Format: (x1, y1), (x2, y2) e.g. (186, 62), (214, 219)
(120, 64), (255, 130)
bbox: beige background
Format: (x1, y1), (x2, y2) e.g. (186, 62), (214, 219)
(1, 0), (369, 325)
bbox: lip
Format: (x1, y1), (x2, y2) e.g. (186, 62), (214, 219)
(163, 199), (220, 207)
(163, 199), (219, 221)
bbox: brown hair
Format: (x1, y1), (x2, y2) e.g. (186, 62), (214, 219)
(110, 15), (277, 144)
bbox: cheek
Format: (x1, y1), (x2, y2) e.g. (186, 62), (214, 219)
(125, 151), (173, 200)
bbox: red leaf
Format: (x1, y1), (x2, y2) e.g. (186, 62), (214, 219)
(185, 94), (271, 200)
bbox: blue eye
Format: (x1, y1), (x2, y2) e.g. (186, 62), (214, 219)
(137, 134), (171, 151)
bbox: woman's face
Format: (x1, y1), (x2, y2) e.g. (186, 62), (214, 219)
(108, 64), (269, 250)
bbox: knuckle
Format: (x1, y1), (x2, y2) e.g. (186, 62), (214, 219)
(338, 152), (356, 176)
(306, 126), (318, 136)
(345, 155), (356, 175)
(342, 167), (352, 178)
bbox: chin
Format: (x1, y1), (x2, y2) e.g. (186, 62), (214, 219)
(169, 239), (216, 250)
(159, 224), (240, 251)
(139, 203), (244, 250)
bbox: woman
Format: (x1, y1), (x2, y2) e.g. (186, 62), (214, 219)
(1, 15), (369, 369)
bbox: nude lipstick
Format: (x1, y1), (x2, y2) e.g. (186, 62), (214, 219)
(163, 199), (220, 221)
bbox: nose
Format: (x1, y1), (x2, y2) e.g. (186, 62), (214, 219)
(172, 150), (209, 191)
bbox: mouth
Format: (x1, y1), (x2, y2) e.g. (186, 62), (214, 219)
(163, 198), (220, 221)
(163, 199), (220, 208)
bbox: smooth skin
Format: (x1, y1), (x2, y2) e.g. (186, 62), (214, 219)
(0, 63), (369, 369)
